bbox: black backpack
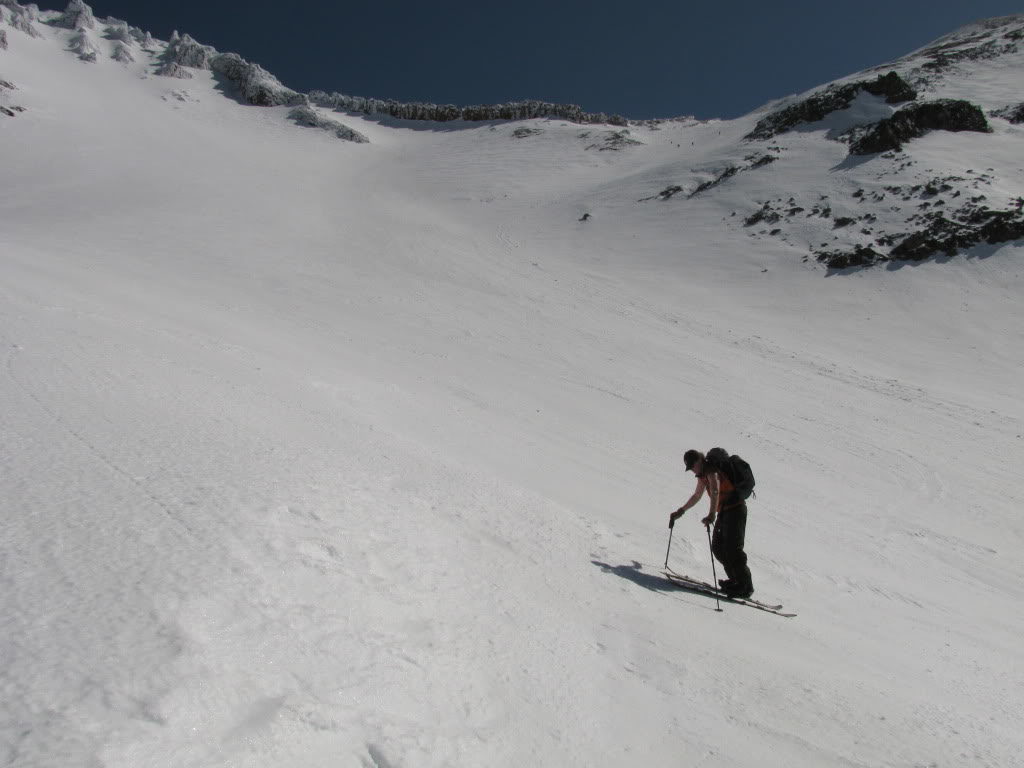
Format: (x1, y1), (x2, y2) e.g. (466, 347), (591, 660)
(705, 447), (756, 500)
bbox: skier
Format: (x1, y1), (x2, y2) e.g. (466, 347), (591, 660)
(669, 448), (754, 598)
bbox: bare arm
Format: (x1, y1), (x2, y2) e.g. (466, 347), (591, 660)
(677, 477), (707, 513)
(702, 472), (719, 527)
(670, 477), (706, 527)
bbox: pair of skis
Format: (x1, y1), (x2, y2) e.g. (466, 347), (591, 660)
(663, 567), (796, 618)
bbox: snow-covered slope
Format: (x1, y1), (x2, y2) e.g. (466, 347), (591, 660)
(2, 4), (1023, 767)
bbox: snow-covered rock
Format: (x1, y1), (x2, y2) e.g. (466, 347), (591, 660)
(1, 0), (42, 38)
(746, 72), (917, 140)
(211, 52), (305, 106)
(111, 40), (133, 63)
(58, 0), (95, 31)
(0, 73), (23, 116)
(104, 20), (133, 43)
(68, 28), (98, 62)
(992, 102), (1024, 123)
(150, 31), (304, 107)
(155, 61), (192, 79)
(288, 105), (369, 143)
(158, 31), (215, 71)
(849, 98), (991, 155)
(309, 90), (627, 126)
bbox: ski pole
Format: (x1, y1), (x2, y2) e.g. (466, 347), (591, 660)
(706, 525), (723, 612)
(664, 525), (674, 569)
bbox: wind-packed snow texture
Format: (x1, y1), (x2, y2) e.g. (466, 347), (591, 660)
(2, 5), (1023, 767)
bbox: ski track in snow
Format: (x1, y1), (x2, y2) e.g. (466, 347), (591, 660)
(2, 9), (1024, 768)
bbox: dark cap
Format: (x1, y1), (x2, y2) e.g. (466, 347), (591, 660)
(683, 449), (702, 472)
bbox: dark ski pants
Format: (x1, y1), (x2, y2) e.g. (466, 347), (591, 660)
(712, 502), (752, 589)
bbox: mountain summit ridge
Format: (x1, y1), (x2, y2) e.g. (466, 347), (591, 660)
(3, 1), (1023, 270)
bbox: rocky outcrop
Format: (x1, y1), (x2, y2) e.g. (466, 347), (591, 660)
(68, 29), (98, 61)
(0, 28), (7, 49)
(814, 245), (883, 270)
(211, 53), (305, 106)
(814, 195), (1024, 269)
(1, 0), (42, 38)
(585, 129), (643, 150)
(150, 31), (305, 106)
(163, 32), (214, 70)
(849, 99), (990, 154)
(746, 71), (916, 140)
(913, 18), (1022, 75)
(512, 126), (543, 138)
(288, 106), (369, 143)
(992, 102), (1024, 123)
(156, 31), (214, 76)
(112, 40), (134, 63)
(638, 152), (778, 203)
(0, 76), (24, 116)
(104, 20), (133, 43)
(309, 90), (626, 127)
(888, 206), (1024, 260)
(58, 0), (95, 30)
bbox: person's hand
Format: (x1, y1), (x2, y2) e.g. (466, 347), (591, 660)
(701, 514), (715, 529)
(669, 509), (683, 528)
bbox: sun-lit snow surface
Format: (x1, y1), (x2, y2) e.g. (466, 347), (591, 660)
(2, 8), (1024, 768)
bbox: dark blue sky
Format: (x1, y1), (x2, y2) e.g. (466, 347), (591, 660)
(76, 1), (1023, 119)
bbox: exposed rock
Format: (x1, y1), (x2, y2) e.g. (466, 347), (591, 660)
(309, 90), (626, 126)
(0, 76), (23, 116)
(690, 166), (738, 196)
(916, 25), (1019, 73)
(745, 202), (781, 227)
(814, 194), (1024, 269)
(0, 28), (7, 49)
(815, 245), (883, 269)
(638, 153), (776, 202)
(58, 0), (94, 30)
(849, 99), (990, 154)
(211, 52), (306, 106)
(651, 185), (684, 201)
(860, 71), (919, 102)
(890, 206), (1024, 260)
(991, 102), (1024, 123)
(512, 127), (543, 138)
(746, 71), (916, 140)
(288, 106), (369, 143)
(585, 129), (643, 151)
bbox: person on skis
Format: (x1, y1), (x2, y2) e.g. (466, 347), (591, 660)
(669, 448), (754, 598)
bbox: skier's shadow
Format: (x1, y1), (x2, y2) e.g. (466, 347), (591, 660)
(592, 560), (723, 610)
(591, 559), (677, 592)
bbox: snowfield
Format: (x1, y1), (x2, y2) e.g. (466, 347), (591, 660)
(2, 6), (1023, 768)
